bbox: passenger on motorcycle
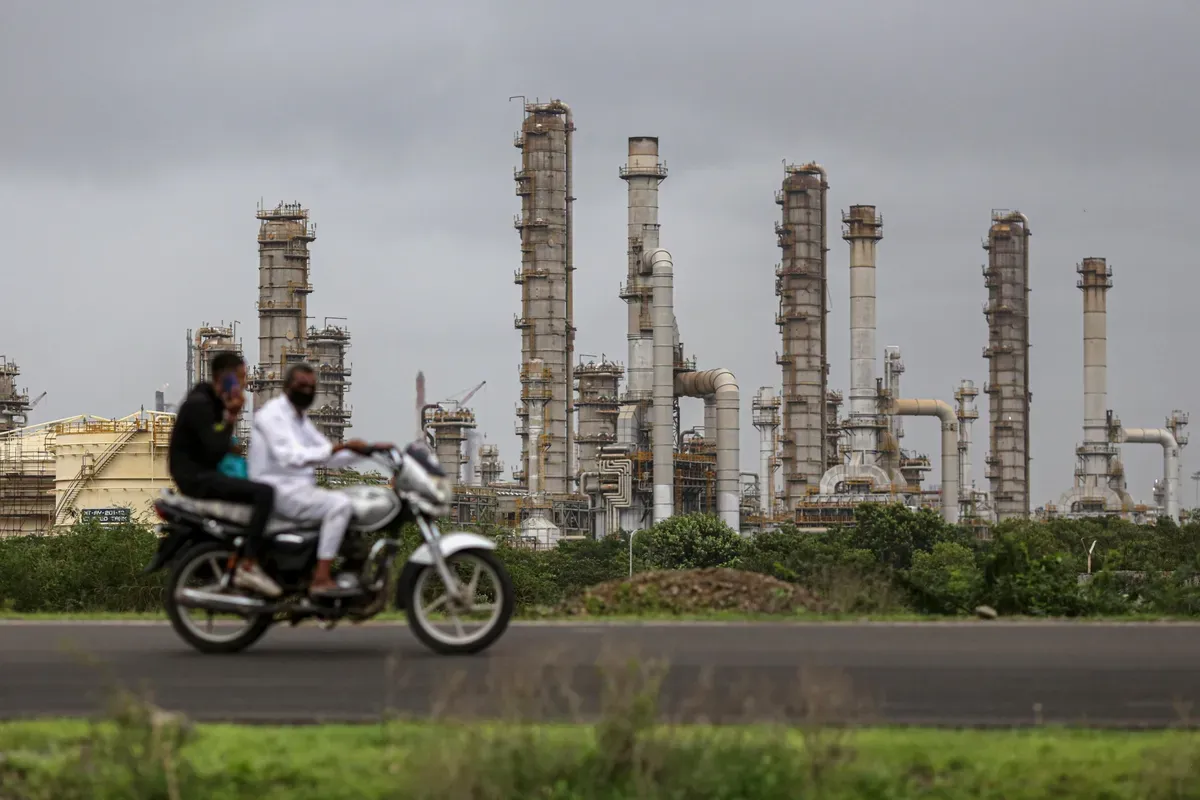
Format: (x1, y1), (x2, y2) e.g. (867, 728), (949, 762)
(248, 362), (393, 598)
(168, 352), (281, 598)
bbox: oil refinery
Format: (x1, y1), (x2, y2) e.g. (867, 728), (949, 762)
(0, 97), (1189, 539)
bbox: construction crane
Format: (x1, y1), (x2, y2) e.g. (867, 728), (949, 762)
(28, 391), (46, 410)
(442, 380), (486, 410)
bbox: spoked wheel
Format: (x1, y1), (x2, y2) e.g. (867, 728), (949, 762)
(406, 548), (514, 655)
(164, 541), (273, 654)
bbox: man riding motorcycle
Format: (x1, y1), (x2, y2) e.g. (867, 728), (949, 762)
(248, 362), (392, 598)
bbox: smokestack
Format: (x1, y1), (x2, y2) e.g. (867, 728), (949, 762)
(982, 211), (1032, 519)
(620, 137), (668, 401)
(841, 206), (885, 466)
(1077, 257), (1114, 483)
(649, 248), (676, 523)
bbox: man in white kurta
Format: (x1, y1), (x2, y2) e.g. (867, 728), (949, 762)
(248, 364), (381, 597)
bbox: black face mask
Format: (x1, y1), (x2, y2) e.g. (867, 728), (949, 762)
(287, 388), (315, 411)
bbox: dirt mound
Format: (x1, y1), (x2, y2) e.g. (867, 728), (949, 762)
(554, 568), (824, 617)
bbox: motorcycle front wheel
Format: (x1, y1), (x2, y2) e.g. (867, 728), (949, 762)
(405, 548), (514, 655)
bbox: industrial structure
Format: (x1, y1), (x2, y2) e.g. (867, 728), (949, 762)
(186, 323), (244, 388)
(0, 411), (174, 536)
(0, 357), (32, 434)
(982, 211), (1032, 521)
(306, 320), (353, 442)
(1053, 258), (1189, 523)
(3, 101), (1193, 540)
(513, 100), (574, 496)
(775, 163), (830, 511)
(245, 202), (353, 443)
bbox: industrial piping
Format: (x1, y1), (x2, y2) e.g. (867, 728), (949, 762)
(646, 246), (741, 532)
(1121, 427), (1181, 523)
(891, 398), (960, 524)
(676, 369), (741, 532)
(649, 248), (676, 523)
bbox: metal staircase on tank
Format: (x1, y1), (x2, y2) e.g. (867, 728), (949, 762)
(53, 426), (140, 527)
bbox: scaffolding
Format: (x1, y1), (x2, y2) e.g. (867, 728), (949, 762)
(0, 416), (62, 536)
(982, 210), (1032, 520)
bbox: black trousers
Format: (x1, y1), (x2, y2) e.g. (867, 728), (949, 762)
(178, 471), (275, 559)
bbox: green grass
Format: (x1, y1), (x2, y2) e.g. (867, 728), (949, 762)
(3, 717), (1200, 799)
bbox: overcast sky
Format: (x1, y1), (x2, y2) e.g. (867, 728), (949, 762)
(2, 0), (1197, 509)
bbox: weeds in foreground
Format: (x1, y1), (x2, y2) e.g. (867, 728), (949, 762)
(6, 646), (1200, 798)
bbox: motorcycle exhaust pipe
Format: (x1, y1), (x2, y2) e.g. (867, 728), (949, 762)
(175, 587), (268, 614)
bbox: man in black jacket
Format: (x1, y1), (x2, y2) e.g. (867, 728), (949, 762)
(169, 352), (281, 598)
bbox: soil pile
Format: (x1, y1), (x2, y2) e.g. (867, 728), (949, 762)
(554, 568), (824, 617)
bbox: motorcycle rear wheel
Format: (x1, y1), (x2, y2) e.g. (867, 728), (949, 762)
(164, 541), (274, 654)
(405, 548), (513, 655)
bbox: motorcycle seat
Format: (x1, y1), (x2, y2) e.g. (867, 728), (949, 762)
(158, 490), (316, 535)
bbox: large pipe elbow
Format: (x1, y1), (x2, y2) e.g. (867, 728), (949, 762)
(890, 398), (960, 525)
(1120, 427), (1181, 523)
(675, 368), (741, 534)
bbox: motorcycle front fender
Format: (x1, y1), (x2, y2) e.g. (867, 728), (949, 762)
(394, 532), (499, 611)
(408, 532), (497, 566)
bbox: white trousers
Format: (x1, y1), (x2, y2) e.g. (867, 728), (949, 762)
(273, 486), (354, 561)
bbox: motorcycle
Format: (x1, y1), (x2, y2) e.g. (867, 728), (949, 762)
(143, 440), (513, 656)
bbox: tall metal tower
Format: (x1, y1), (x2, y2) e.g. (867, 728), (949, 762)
(775, 162), (829, 510)
(982, 210), (1032, 519)
(249, 202), (315, 406)
(513, 100), (574, 495)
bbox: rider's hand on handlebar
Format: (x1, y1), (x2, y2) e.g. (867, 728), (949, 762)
(338, 438), (372, 455)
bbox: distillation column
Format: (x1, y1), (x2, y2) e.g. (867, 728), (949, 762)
(982, 211), (1031, 519)
(752, 387), (782, 516)
(513, 101), (573, 495)
(775, 163), (829, 510)
(575, 359), (623, 477)
(0, 357), (31, 433)
(307, 322), (353, 443)
(250, 202), (315, 405)
(955, 379), (981, 519)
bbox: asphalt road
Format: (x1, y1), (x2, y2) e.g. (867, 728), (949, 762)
(2, 620), (1200, 728)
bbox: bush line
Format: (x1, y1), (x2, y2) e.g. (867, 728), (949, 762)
(2, 503), (1199, 617)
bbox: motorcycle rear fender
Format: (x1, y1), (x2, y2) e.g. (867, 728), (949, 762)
(142, 524), (213, 574)
(394, 532), (498, 610)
